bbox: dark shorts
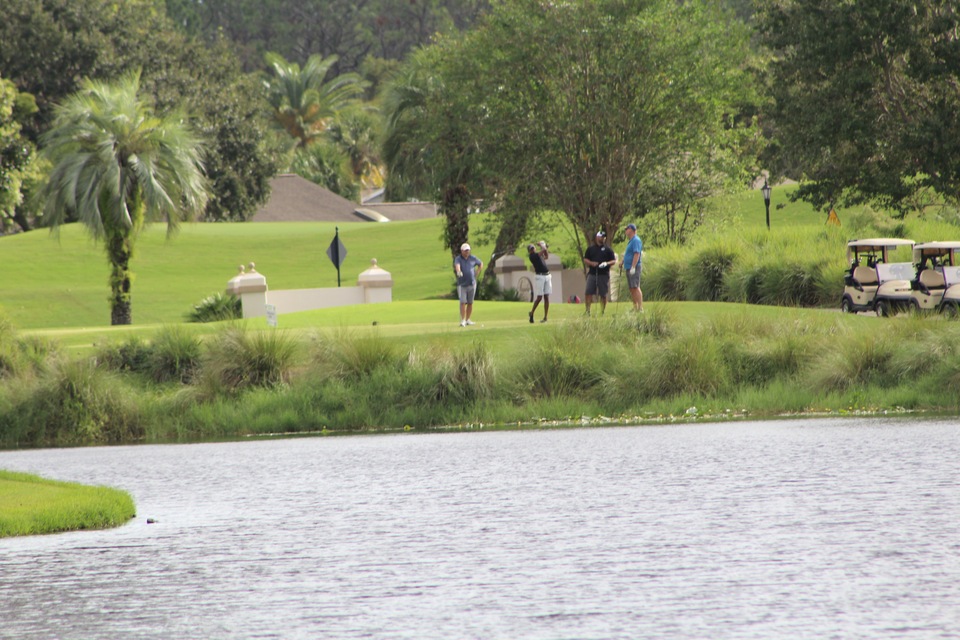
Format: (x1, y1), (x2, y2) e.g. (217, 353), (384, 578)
(585, 273), (609, 297)
(627, 266), (642, 289)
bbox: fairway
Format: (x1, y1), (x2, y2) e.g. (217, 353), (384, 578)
(1, 184), (833, 333)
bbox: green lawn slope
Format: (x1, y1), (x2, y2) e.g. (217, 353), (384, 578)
(0, 183), (837, 333)
(0, 470), (135, 537)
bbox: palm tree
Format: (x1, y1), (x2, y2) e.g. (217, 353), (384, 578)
(264, 52), (367, 149)
(40, 72), (208, 326)
(381, 47), (479, 255)
(325, 105), (385, 193)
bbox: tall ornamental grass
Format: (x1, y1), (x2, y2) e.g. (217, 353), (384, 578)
(200, 325), (299, 392)
(0, 360), (142, 447)
(7, 303), (960, 444)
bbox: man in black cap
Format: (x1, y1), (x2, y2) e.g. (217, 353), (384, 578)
(583, 230), (617, 315)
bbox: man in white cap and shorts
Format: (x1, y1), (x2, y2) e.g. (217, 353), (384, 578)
(453, 243), (483, 326)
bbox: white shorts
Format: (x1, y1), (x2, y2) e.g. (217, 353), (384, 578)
(534, 273), (552, 297)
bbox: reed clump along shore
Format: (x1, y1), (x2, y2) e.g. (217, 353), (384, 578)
(4, 192), (960, 448)
(1, 305), (958, 449)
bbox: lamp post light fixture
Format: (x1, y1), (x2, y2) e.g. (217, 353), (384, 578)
(761, 180), (772, 230)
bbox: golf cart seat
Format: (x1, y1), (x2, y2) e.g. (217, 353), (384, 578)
(918, 269), (946, 291)
(853, 265), (879, 287)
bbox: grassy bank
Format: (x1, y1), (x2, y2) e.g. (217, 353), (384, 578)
(2, 302), (959, 448)
(0, 184), (884, 331)
(0, 470), (135, 537)
(2, 185), (960, 448)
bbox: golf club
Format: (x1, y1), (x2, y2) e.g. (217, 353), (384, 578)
(616, 262), (624, 315)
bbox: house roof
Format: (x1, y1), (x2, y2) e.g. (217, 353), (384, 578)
(253, 174), (361, 223)
(254, 174), (438, 223)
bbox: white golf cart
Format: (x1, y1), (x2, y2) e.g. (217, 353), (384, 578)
(841, 238), (915, 315)
(896, 242), (960, 312)
(907, 241), (960, 315)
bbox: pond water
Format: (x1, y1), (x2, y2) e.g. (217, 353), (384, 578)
(1, 418), (959, 639)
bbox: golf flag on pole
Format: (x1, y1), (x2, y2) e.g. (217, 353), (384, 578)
(326, 227), (348, 287)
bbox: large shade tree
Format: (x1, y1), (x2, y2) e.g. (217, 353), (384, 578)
(383, 0), (759, 264)
(40, 73), (208, 325)
(756, 0), (960, 214)
(456, 0), (759, 247)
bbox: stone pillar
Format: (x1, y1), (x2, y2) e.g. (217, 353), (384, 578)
(358, 259), (393, 303)
(541, 254), (565, 303)
(493, 254), (528, 293)
(225, 263), (268, 318)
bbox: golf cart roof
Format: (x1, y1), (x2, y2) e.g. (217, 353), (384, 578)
(847, 238), (916, 251)
(912, 241), (960, 260)
(846, 238), (915, 262)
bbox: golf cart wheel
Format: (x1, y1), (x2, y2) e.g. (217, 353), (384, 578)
(841, 296), (854, 314)
(875, 300), (891, 317)
(909, 298), (921, 314)
(944, 302), (960, 319)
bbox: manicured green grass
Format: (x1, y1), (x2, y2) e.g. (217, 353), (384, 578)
(0, 470), (135, 537)
(0, 217), (467, 329)
(0, 184), (839, 332)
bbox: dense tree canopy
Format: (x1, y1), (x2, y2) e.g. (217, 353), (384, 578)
(164, 0), (491, 75)
(0, 76), (41, 232)
(757, 0), (960, 214)
(382, 0), (760, 258)
(459, 0), (760, 245)
(0, 0), (277, 222)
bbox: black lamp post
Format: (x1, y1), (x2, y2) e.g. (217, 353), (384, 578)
(761, 180), (772, 230)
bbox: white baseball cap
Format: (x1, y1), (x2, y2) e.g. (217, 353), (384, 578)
(461, 243), (471, 251)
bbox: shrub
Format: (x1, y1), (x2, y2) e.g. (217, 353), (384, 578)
(756, 259), (822, 307)
(94, 336), (153, 374)
(641, 329), (730, 399)
(149, 325), (202, 383)
(202, 326), (299, 391)
(683, 242), (738, 301)
(186, 292), (242, 323)
(0, 360), (142, 446)
(0, 316), (58, 380)
(608, 305), (674, 339)
(435, 342), (496, 404)
(313, 330), (402, 380)
(642, 246), (687, 301)
(513, 336), (609, 398)
(806, 331), (895, 392)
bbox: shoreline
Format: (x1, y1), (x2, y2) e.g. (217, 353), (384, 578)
(0, 471), (135, 538)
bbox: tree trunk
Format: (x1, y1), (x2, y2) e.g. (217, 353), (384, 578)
(106, 229), (134, 326)
(12, 207), (32, 232)
(482, 207), (532, 287)
(441, 183), (470, 256)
